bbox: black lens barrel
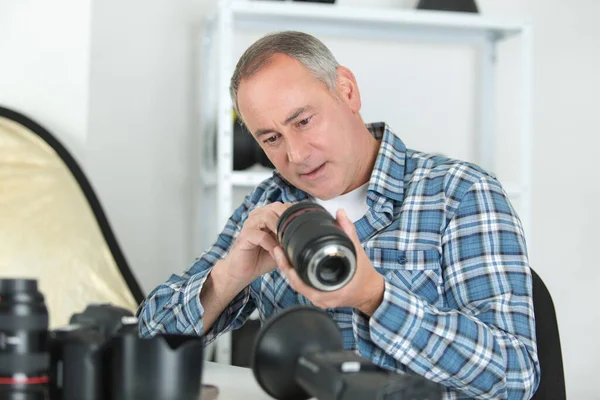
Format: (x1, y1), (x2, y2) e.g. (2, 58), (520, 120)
(0, 279), (49, 400)
(277, 202), (356, 291)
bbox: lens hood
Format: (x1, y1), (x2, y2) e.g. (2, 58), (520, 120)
(251, 306), (343, 400)
(106, 333), (204, 400)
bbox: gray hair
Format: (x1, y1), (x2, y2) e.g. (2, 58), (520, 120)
(230, 31), (340, 119)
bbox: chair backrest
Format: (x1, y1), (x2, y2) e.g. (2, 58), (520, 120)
(0, 106), (144, 328)
(530, 268), (566, 400)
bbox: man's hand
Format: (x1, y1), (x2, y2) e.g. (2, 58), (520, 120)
(201, 202), (291, 333)
(274, 209), (385, 316)
(213, 202), (292, 292)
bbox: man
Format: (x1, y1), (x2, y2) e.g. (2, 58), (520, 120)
(138, 31), (540, 399)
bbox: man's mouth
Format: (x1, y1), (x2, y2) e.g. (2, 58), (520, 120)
(300, 163), (326, 180)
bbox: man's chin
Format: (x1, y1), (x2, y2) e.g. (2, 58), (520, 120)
(299, 184), (341, 201)
(284, 171), (341, 200)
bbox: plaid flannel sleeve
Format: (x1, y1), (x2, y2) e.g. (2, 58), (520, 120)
(137, 193), (258, 343)
(354, 176), (541, 400)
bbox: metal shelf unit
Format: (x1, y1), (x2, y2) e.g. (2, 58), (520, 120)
(199, 0), (532, 365)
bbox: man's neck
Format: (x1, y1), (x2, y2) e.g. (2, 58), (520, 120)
(344, 126), (381, 193)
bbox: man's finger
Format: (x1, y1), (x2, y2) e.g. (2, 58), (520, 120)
(274, 247), (334, 302)
(274, 247), (304, 288)
(263, 209), (281, 235)
(258, 231), (278, 255)
(269, 202), (293, 217)
(336, 209), (360, 242)
(244, 230), (277, 254)
(273, 246), (290, 272)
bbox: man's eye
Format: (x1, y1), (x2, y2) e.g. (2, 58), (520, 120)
(263, 135), (279, 144)
(297, 116), (312, 127)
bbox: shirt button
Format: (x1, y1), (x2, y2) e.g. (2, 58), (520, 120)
(398, 256), (407, 264)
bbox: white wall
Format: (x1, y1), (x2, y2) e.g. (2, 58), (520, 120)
(1, 0), (599, 398)
(521, 1), (600, 397)
(85, 0), (209, 297)
(0, 0), (92, 162)
(480, 2), (600, 397)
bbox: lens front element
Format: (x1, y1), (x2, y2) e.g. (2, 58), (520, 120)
(307, 243), (356, 291)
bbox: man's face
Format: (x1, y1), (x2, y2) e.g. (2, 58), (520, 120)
(237, 54), (364, 200)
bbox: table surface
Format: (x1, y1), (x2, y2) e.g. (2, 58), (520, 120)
(202, 361), (317, 400)
(202, 361), (276, 400)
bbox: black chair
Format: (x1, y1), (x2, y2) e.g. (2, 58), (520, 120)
(530, 268), (566, 400)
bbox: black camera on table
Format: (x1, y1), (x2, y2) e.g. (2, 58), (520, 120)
(48, 303), (138, 400)
(252, 306), (444, 400)
(0, 278), (204, 400)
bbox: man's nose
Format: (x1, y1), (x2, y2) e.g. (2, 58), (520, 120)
(286, 135), (311, 164)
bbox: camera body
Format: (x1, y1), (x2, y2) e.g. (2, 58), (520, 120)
(296, 351), (442, 400)
(48, 303), (138, 400)
(0, 279), (205, 400)
(252, 306), (444, 400)
(277, 202), (357, 291)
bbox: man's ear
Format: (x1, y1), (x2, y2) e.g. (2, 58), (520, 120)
(336, 66), (361, 114)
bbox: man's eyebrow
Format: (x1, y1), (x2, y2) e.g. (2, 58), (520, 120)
(253, 106), (313, 138)
(283, 106), (310, 125)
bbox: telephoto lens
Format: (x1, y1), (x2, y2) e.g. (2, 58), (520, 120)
(0, 279), (49, 400)
(277, 202), (357, 291)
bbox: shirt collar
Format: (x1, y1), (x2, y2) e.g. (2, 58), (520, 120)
(273, 122), (406, 204)
(365, 122), (406, 203)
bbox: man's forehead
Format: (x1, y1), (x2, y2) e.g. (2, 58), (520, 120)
(238, 84), (314, 124)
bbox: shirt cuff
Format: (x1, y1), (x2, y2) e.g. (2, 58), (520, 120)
(199, 273), (252, 345)
(162, 267), (213, 335)
(368, 279), (427, 366)
(352, 307), (373, 356)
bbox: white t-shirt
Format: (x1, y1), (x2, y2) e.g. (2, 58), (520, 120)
(314, 182), (369, 223)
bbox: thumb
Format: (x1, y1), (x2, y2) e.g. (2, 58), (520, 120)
(336, 209), (359, 242)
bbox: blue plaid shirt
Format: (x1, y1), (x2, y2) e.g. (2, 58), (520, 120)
(138, 122), (540, 400)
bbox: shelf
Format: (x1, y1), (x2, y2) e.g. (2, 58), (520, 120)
(224, 1), (526, 43)
(231, 168), (274, 186)
(201, 165), (274, 188)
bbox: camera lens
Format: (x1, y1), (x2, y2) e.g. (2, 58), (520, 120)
(277, 202), (356, 291)
(318, 258), (349, 284)
(0, 279), (49, 400)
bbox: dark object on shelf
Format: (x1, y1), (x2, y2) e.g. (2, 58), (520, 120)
(233, 119), (257, 170)
(416, 0), (478, 13)
(233, 117), (274, 171)
(293, 0), (336, 3)
(252, 306), (443, 400)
